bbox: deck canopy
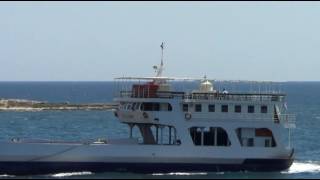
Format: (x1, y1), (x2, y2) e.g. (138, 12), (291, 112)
(114, 76), (204, 81)
(115, 76), (286, 83)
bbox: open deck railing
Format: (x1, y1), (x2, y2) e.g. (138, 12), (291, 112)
(280, 114), (296, 128)
(117, 91), (286, 102)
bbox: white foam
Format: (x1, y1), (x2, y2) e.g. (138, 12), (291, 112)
(51, 171), (93, 178)
(282, 161), (320, 174)
(0, 174), (15, 178)
(152, 172), (208, 176)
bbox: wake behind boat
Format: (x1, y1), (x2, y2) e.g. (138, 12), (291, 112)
(0, 43), (295, 175)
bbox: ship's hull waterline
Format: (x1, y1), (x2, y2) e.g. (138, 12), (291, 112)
(0, 159), (294, 175)
(0, 141), (294, 175)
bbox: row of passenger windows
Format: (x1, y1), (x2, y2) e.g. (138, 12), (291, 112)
(183, 104), (268, 113)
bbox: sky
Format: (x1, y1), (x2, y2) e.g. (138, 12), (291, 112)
(0, 1), (320, 82)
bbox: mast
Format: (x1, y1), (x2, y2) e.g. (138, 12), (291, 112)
(156, 42), (165, 77)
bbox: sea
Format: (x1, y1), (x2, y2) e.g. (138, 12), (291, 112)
(0, 81), (319, 179)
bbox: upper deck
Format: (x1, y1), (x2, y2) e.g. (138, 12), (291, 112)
(117, 90), (286, 103)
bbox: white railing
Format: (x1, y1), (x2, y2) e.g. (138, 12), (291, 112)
(279, 114), (296, 128)
(117, 91), (285, 102)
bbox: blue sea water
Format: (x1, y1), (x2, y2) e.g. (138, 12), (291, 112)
(0, 81), (319, 179)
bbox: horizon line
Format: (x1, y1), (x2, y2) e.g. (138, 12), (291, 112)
(0, 80), (320, 83)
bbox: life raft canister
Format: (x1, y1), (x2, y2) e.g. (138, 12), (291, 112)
(185, 112), (192, 120)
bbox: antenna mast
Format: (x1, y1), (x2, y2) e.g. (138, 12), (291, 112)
(156, 42), (165, 77)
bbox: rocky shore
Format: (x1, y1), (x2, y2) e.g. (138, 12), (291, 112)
(0, 99), (117, 112)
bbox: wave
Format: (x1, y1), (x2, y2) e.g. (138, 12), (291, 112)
(51, 171), (93, 178)
(0, 175), (15, 178)
(282, 161), (320, 174)
(152, 172), (208, 176)
(151, 161), (320, 176)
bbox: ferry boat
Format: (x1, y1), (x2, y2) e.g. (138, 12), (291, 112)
(0, 43), (295, 175)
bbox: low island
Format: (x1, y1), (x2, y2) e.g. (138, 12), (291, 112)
(0, 99), (117, 111)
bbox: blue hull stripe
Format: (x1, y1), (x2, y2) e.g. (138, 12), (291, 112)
(0, 158), (293, 175)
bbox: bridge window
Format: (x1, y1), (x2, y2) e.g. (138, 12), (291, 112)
(189, 127), (231, 146)
(208, 104), (215, 112)
(248, 105), (255, 113)
(235, 105), (241, 113)
(195, 104), (202, 112)
(140, 103), (159, 111)
(221, 105), (228, 112)
(261, 105), (268, 113)
(140, 102), (172, 111)
(182, 104), (188, 112)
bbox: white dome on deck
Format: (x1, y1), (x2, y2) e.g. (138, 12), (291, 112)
(199, 76), (214, 92)
(200, 80), (213, 92)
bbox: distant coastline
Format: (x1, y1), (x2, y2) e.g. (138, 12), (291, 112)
(0, 99), (117, 112)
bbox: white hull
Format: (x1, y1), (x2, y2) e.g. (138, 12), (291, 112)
(0, 140), (294, 175)
(0, 141), (293, 163)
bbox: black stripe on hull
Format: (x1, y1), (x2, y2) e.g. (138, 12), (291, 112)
(0, 158), (294, 176)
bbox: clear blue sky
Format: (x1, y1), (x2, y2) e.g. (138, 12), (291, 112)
(0, 1), (319, 81)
